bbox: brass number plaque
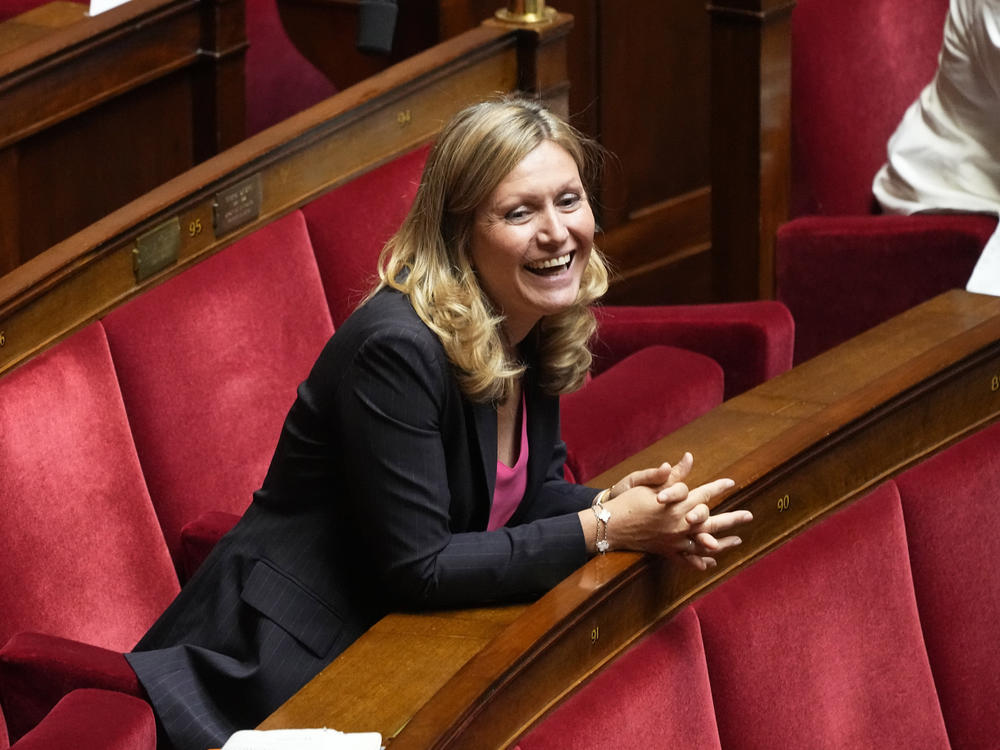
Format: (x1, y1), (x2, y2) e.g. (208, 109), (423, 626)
(992, 374), (999, 392)
(214, 174), (262, 236)
(133, 218), (181, 282)
(0, 330), (5, 347)
(777, 494), (791, 512)
(396, 109), (412, 127)
(590, 626), (600, 644)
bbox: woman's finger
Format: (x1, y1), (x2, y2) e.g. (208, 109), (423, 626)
(617, 462), (672, 496)
(691, 509), (754, 536)
(688, 477), (736, 504)
(680, 552), (717, 571)
(685, 503), (710, 525)
(693, 531), (742, 552)
(667, 452), (693, 484)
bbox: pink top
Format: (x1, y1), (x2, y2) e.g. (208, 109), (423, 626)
(488, 398), (529, 531)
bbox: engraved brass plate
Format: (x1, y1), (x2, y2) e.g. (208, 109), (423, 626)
(133, 218), (180, 282)
(213, 174), (262, 236)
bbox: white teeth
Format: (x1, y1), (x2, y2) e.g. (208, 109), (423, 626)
(526, 253), (572, 270)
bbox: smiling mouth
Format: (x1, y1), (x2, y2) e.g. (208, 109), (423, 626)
(524, 251), (574, 276)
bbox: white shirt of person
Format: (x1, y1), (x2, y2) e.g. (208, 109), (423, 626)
(872, 0), (1000, 294)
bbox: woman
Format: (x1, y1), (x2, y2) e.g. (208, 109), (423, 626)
(127, 97), (752, 750)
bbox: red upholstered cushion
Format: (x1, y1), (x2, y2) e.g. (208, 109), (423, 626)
(777, 214), (997, 362)
(244, 0), (336, 134)
(12, 689), (155, 750)
(303, 145), (429, 326)
(895, 422), (1000, 750)
(790, 0), (950, 216)
(592, 302), (794, 400)
(561, 346), (723, 483)
(695, 482), (950, 748)
(515, 607), (721, 749)
(0, 323), (179, 652)
(103, 211), (334, 571)
(0, 633), (142, 743)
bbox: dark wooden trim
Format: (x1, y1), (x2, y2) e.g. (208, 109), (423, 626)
(708, 0), (794, 300)
(0, 14), (572, 376)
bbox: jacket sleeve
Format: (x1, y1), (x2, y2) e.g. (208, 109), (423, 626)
(330, 321), (590, 608)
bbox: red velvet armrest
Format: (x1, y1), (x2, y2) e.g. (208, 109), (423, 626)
(776, 213), (998, 363)
(11, 689), (155, 750)
(592, 301), (794, 400)
(0, 633), (141, 743)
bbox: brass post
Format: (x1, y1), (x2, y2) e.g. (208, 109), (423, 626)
(495, 0), (556, 24)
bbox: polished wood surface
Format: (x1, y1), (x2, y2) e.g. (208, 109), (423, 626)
(261, 289), (1000, 748)
(0, 13), (572, 378)
(709, 0), (794, 300)
(0, 0), (246, 274)
(275, 0), (715, 306)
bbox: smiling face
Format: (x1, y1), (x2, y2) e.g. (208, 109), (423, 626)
(469, 140), (595, 345)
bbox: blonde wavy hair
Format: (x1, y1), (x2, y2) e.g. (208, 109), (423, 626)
(374, 96), (609, 403)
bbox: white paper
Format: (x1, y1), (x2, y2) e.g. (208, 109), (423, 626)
(88, 0), (131, 16)
(221, 728), (382, 750)
(965, 218), (1000, 296)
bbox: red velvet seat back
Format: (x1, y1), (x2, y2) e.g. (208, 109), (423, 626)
(103, 211), (334, 569)
(694, 481), (949, 747)
(896, 421), (1000, 749)
(302, 145), (429, 327)
(560, 345), (722, 482)
(515, 607), (721, 749)
(0, 324), (179, 652)
(791, 0), (949, 216)
(244, 0), (337, 135)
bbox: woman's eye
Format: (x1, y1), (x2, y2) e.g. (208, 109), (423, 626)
(505, 207), (531, 222)
(558, 193), (581, 209)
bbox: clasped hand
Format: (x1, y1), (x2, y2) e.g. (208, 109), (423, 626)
(601, 452), (751, 570)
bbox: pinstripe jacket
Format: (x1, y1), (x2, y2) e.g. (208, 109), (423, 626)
(126, 287), (598, 750)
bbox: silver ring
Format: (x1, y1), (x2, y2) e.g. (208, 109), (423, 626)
(687, 538), (695, 551)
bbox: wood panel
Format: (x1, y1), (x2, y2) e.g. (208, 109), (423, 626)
(0, 14), (573, 380)
(260, 289), (1000, 747)
(275, 0), (715, 306)
(709, 0), (794, 300)
(0, 0), (246, 274)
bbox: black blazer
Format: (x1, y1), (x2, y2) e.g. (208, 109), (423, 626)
(127, 288), (598, 750)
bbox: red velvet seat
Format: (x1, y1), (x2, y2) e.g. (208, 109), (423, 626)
(0, 324), (179, 742)
(303, 146), (795, 484)
(516, 429), (1000, 748)
(694, 482), (949, 748)
(0, 689), (156, 750)
(244, 0), (336, 135)
(103, 211), (335, 579)
(515, 607), (721, 749)
(895, 422), (1000, 750)
(775, 0), (997, 363)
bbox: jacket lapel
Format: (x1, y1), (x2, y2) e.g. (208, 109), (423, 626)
(472, 400), (498, 505)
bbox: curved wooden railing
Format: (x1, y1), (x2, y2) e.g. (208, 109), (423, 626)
(261, 288), (1000, 747)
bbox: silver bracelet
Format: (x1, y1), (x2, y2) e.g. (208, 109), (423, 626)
(591, 488), (611, 553)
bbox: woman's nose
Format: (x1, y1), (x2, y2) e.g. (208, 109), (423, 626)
(537, 204), (570, 245)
